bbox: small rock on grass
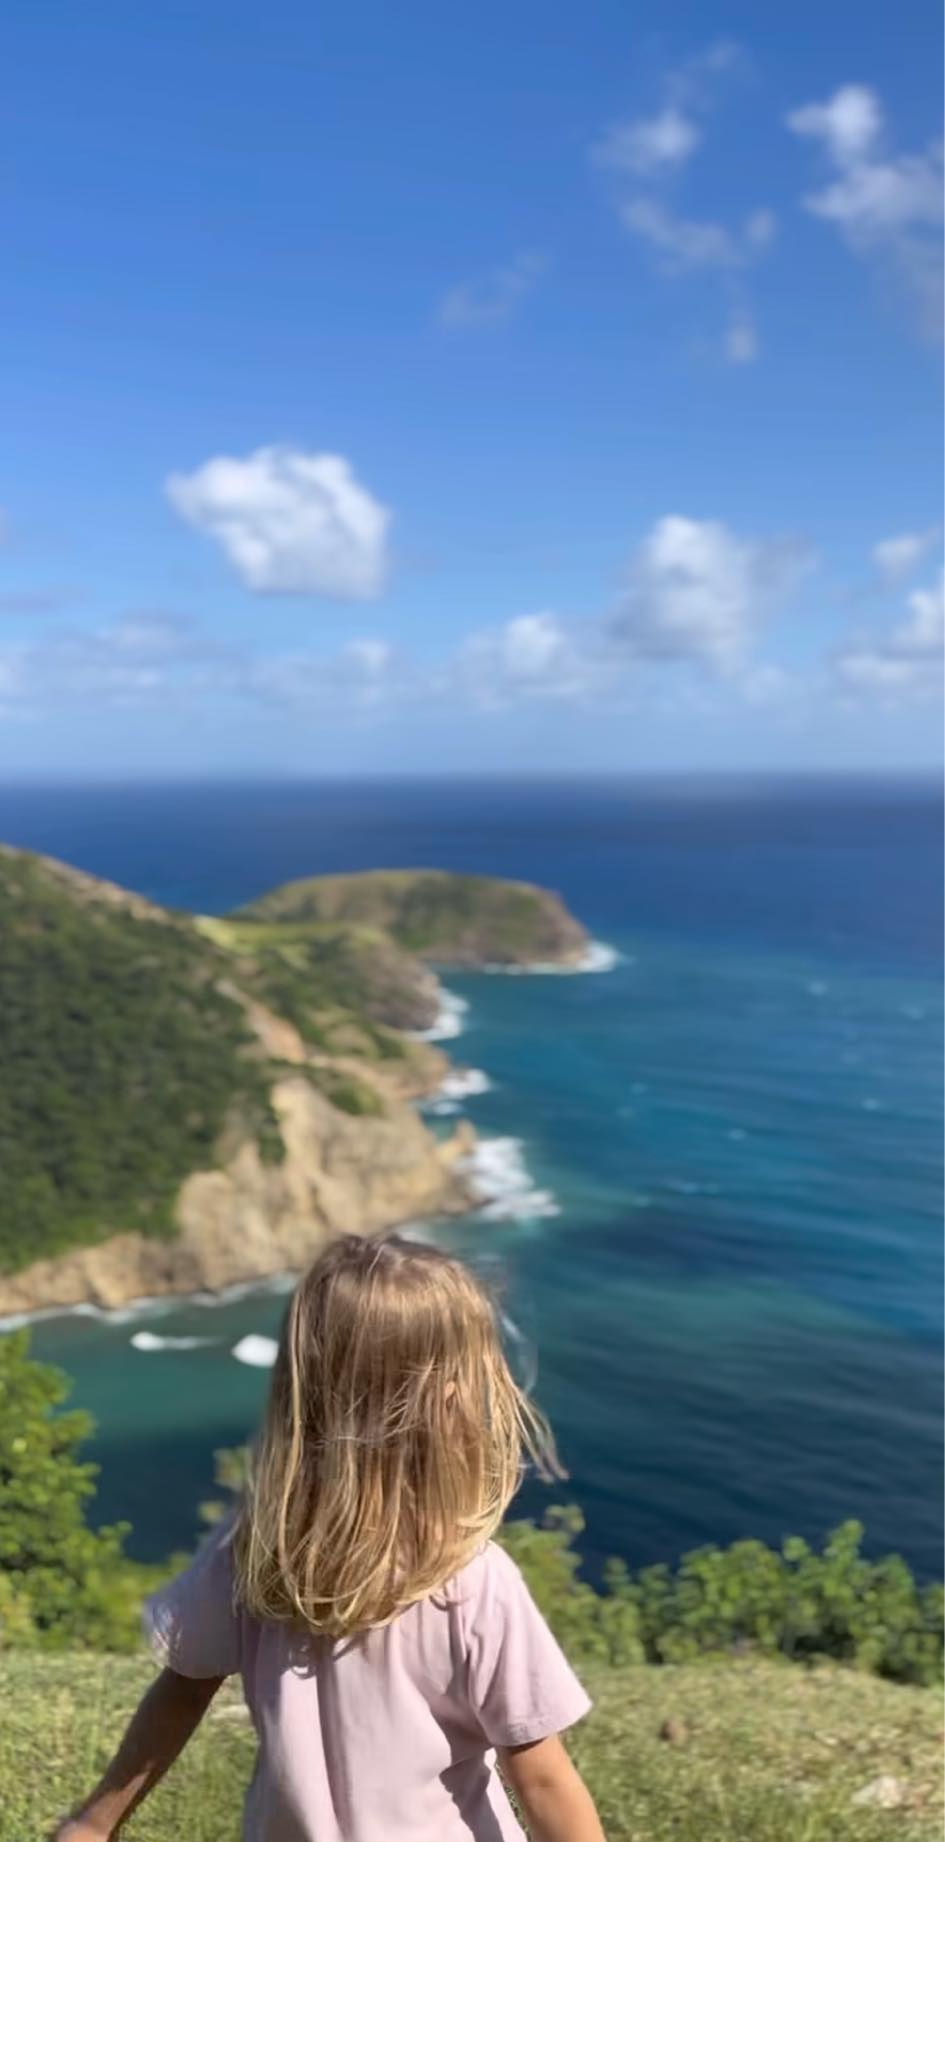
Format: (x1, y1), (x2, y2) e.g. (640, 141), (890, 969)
(851, 1775), (906, 1810)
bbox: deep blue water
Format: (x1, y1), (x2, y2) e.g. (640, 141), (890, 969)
(3, 778), (942, 1578)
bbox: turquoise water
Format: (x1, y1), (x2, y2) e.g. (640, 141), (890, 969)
(5, 778), (942, 1577)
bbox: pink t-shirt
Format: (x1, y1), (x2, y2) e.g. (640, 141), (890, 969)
(145, 1522), (591, 1842)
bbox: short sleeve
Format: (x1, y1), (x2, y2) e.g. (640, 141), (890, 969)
(461, 1543), (592, 1749)
(143, 1517), (242, 1680)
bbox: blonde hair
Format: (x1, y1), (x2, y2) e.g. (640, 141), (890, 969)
(233, 1233), (561, 1636)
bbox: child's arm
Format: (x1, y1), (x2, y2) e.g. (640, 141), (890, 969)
(499, 1734), (606, 1842)
(54, 1668), (223, 1841)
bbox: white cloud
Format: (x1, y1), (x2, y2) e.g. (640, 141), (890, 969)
(593, 47), (772, 352)
(0, 612), (411, 718)
(591, 44), (743, 183)
(621, 202), (776, 276)
(619, 198), (738, 271)
(610, 516), (809, 674)
(787, 84), (943, 335)
(449, 515), (809, 705)
(255, 644), (415, 710)
(438, 252), (545, 328)
(495, 613), (567, 678)
(872, 531), (937, 583)
(666, 40), (744, 97)
(594, 108), (700, 177)
(725, 314), (759, 363)
(453, 612), (591, 701)
(165, 445), (390, 598)
(836, 567), (944, 696)
(17, 516), (938, 733)
(788, 84), (884, 165)
(0, 613), (222, 707)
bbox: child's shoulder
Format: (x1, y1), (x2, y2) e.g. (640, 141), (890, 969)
(443, 1539), (526, 1609)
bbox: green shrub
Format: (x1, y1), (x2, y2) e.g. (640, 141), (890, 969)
(199, 1446), (251, 1528)
(501, 1509), (943, 1687)
(499, 1507), (647, 1667)
(0, 1334), (157, 1651)
(319, 1073), (383, 1117)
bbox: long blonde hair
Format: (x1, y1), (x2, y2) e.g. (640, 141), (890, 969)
(233, 1233), (561, 1635)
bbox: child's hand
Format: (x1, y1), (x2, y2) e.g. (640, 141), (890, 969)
(47, 1667), (224, 1845)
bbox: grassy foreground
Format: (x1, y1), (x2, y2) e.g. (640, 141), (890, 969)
(2, 1651), (941, 1843)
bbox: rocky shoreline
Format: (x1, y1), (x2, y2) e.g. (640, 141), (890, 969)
(0, 1068), (480, 1319)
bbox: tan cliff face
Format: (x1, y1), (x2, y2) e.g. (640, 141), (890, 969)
(0, 1075), (479, 1317)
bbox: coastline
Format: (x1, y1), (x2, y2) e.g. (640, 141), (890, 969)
(0, 1073), (480, 1322)
(4, 782), (939, 1586)
(1, 939), (618, 1327)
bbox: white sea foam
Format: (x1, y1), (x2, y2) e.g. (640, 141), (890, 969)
(0, 1269), (299, 1335)
(190, 1271), (296, 1307)
(414, 990), (470, 1041)
(130, 1331), (213, 1352)
(576, 941), (622, 973)
(0, 1293), (196, 1334)
(396, 1221), (442, 1246)
(422, 1067), (493, 1114)
(232, 1334), (279, 1368)
(480, 939), (623, 977)
(464, 1136), (560, 1222)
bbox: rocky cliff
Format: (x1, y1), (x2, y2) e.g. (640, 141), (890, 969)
(0, 1074), (476, 1316)
(0, 848), (589, 1315)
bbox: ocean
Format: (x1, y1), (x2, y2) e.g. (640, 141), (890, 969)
(2, 777), (942, 1579)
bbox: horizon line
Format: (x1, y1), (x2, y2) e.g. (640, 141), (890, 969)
(0, 767), (941, 792)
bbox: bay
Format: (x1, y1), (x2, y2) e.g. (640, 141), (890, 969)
(4, 776), (941, 1577)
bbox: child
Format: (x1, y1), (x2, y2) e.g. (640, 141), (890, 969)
(55, 1234), (604, 1843)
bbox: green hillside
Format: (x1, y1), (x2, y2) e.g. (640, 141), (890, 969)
(0, 848), (422, 1276)
(238, 868), (589, 966)
(0, 848), (282, 1273)
(2, 1650), (940, 1842)
(196, 914), (439, 1039)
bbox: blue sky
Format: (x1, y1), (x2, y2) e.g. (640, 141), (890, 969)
(0, 0), (941, 776)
